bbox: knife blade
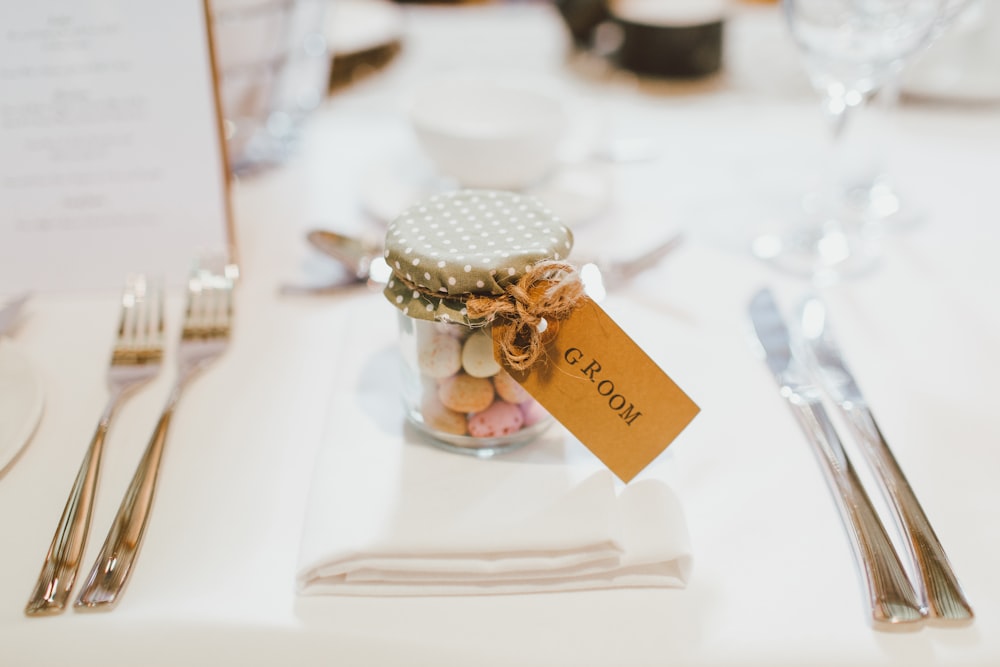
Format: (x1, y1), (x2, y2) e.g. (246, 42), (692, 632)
(799, 295), (974, 621)
(749, 288), (924, 626)
(0, 292), (29, 337)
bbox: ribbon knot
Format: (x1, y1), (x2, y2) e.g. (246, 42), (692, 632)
(465, 260), (585, 371)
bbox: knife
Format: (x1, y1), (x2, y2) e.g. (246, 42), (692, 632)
(748, 288), (925, 626)
(0, 292), (30, 337)
(799, 295), (974, 621)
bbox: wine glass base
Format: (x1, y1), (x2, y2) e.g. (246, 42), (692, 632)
(752, 225), (881, 285)
(843, 178), (927, 234)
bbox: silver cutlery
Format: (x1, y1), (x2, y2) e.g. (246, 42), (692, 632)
(0, 292), (30, 337)
(749, 288), (924, 626)
(799, 295), (973, 621)
(26, 277), (164, 616)
(281, 228), (684, 296)
(306, 228), (382, 282)
(581, 233), (684, 291)
(75, 260), (234, 610)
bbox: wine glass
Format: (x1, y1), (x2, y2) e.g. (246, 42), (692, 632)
(842, 0), (975, 229)
(754, 0), (942, 283)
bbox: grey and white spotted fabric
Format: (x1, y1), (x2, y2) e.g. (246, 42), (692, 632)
(383, 190), (574, 324)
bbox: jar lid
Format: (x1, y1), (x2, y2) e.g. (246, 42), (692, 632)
(383, 189), (574, 323)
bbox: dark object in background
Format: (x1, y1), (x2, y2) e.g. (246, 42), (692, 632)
(554, 0), (610, 46)
(329, 41), (402, 92)
(611, 15), (723, 78)
(326, 0), (405, 93)
(554, 0), (724, 79)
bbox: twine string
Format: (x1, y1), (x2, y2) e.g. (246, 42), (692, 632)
(465, 260), (584, 371)
(397, 260), (586, 372)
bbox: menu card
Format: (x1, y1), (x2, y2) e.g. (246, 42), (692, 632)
(0, 0), (234, 292)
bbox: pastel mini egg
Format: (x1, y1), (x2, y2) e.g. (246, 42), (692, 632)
(519, 399), (549, 427)
(461, 330), (501, 378)
(438, 372), (495, 413)
(418, 332), (463, 379)
(421, 393), (468, 436)
(493, 369), (531, 404)
(468, 400), (525, 438)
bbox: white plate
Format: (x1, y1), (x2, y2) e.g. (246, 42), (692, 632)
(358, 150), (614, 228)
(0, 340), (44, 475)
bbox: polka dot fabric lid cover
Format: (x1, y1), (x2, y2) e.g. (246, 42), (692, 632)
(383, 190), (574, 324)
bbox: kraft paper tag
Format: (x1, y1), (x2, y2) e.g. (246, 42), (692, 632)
(496, 298), (699, 483)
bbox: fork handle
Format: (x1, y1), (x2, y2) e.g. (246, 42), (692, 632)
(74, 400), (176, 610)
(788, 399), (925, 626)
(24, 400), (119, 616)
(841, 403), (974, 620)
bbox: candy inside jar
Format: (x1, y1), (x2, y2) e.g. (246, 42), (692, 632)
(398, 316), (553, 456)
(383, 189), (573, 456)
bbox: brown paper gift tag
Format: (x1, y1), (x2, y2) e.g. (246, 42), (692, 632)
(497, 298), (699, 482)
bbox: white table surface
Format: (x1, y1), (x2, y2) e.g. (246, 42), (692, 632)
(2, 3), (999, 665)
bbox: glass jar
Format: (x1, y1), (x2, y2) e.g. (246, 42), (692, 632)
(397, 314), (553, 456)
(383, 189), (573, 456)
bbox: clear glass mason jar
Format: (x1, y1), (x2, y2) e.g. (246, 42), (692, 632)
(382, 189), (573, 456)
(397, 313), (552, 457)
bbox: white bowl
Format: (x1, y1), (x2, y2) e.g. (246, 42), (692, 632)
(408, 77), (567, 190)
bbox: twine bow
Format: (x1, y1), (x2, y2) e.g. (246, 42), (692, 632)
(465, 260), (585, 371)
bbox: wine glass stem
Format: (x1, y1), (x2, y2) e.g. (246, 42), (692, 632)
(820, 91), (863, 220)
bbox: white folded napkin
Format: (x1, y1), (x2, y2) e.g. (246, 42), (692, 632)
(296, 302), (692, 596)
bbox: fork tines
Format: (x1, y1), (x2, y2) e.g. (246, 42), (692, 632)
(113, 275), (164, 364)
(183, 271), (233, 338)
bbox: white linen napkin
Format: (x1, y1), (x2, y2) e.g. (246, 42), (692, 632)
(296, 302), (692, 596)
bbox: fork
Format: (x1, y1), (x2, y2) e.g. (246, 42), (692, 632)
(25, 276), (164, 616)
(74, 260), (235, 610)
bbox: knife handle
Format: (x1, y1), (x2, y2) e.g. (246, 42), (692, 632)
(840, 404), (974, 621)
(787, 399), (925, 626)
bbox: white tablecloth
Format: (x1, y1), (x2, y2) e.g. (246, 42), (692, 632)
(2, 4), (999, 666)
